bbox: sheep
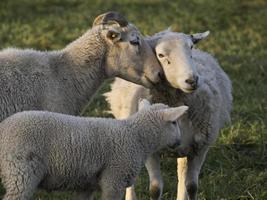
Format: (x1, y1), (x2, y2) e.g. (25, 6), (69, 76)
(104, 29), (232, 200)
(0, 11), (163, 122)
(0, 99), (188, 200)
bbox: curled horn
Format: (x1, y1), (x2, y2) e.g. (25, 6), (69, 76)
(93, 11), (129, 27)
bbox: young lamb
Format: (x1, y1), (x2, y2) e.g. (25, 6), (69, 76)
(104, 30), (232, 200)
(0, 11), (163, 122)
(0, 99), (188, 200)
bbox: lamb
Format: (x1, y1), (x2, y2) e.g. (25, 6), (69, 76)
(0, 99), (188, 200)
(0, 11), (163, 122)
(104, 30), (232, 200)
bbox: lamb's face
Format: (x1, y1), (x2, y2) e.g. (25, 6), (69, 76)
(138, 99), (188, 149)
(103, 24), (163, 88)
(155, 31), (209, 93)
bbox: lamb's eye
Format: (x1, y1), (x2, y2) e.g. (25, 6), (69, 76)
(172, 121), (177, 125)
(190, 45), (193, 49)
(167, 60), (171, 64)
(158, 53), (165, 58)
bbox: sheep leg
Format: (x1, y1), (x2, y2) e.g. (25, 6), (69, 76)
(100, 174), (124, 200)
(125, 185), (137, 200)
(125, 153), (163, 200)
(2, 158), (44, 200)
(101, 186), (124, 200)
(145, 153), (163, 200)
(177, 157), (188, 200)
(177, 146), (209, 200)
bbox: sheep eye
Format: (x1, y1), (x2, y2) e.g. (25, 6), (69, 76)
(158, 53), (165, 58)
(167, 60), (171, 64)
(190, 45), (193, 49)
(172, 121), (177, 125)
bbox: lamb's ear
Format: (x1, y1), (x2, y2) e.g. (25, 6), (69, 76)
(138, 98), (151, 110)
(161, 106), (188, 122)
(106, 29), (121, 43)
(191, 31), (210, 44)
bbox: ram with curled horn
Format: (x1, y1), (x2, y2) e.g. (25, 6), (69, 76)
(0, 12), (163, 124)
(93, 11), (129, 27)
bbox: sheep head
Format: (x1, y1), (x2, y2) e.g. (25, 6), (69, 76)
(137, 99), (188, 150)
(93, 12), (163, 88)
(151, 30), (209, 93)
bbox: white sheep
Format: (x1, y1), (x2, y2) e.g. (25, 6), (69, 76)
(0, 11), (163, 122)
(0, 99), (188, 200)
(104, 30), (232, 200)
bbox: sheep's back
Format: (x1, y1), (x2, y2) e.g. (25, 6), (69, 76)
(0, 49), (54, 121)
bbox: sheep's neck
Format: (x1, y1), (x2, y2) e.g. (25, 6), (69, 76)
(57, 28), (108, 115)
(151, 84), (184, 106)
(128, 118), (160, 155)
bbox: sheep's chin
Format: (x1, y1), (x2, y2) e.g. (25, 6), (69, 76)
(168, 83), (196, 93)
(180, 87), (196, 93)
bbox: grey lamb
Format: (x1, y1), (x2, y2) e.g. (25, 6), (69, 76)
(0, 99), (188, 200)
(0, 11), (162, 121)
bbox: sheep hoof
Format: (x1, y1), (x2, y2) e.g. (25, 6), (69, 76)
(149, 183), (161, 200)
(186, 182), (198, 200)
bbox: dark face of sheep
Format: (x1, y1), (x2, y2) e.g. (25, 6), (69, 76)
(93, 12), (163, 88)
(154, 31), (209, 93)
(138, 99), (188, 149)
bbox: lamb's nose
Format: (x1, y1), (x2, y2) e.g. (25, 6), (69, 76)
(169, 139), (181, 149)
(185, 75), (198, 89)
(175, 139), (181, 147)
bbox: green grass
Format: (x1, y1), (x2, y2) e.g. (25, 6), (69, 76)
(0, 0), (266, 199)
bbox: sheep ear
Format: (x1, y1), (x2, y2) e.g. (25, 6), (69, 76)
(161, 106), (188, 122)
(106, 29), (121, 43)
(191, 31), (210, 44)
(138, 98), (151, 110)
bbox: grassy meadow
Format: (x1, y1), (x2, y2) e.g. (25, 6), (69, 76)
(0, 0), (266, 199)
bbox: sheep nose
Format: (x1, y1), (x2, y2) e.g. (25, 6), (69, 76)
(158, 71), (165, 81)
(185, 75), (198, 89)
(148, 68), (164, 84)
